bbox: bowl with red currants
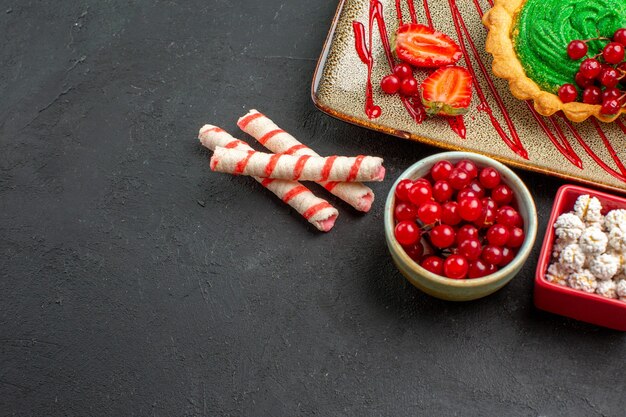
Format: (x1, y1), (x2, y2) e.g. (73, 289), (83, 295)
(384, 152), (538, 301)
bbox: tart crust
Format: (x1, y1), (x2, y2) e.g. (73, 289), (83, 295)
(482, 0), (626, 123)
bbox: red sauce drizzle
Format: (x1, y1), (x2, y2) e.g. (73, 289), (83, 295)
(447, 116), (466, 139)
(591, 118), (626, 176)
(395, 0), (417, 25)
(449, 0), (527, 159)
(421, 0), (433, 28)
(616, 118), (626, 135)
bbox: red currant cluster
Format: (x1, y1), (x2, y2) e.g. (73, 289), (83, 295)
(559, 28), (626, 115)
(393, 159), (525, 279)
(380, 63), (419, 96)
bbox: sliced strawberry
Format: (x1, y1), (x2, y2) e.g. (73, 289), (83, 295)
(393, 23), (462, 68)
(420, 66), (473, 116)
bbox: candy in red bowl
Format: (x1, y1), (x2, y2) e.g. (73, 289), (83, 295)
(534, 185), (626, 331)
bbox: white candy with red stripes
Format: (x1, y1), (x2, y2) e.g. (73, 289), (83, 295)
(210, 147), (385, 182)
(237, 109), (375, 212)
(198, 125), (338, 232)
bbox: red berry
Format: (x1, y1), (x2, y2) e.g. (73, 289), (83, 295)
(558, 84), (578, 103)
(466, 180), (486, 199)
(458, 238), (482, 261)
(614, 28), (626, 46)
(499, 247), (516, 267)
(487, 224), (510, 246)
(430, 224), (456, 249)
(458, 197), (482, 221)
(393, 63), (413, 80)
(421, 256), (444, 275)
(380, 74), (401, 94)
(394, 201), (418, 221)
(395, 179), (413, 202)
(507, 227), (525, 248)
(408, 182), (432, 206)
(580, 58), (602, 79)
(417, 201), (442, 224)
(432, 180), (454, 203)
(603, 42), (625, 64)
(400, 77), (419, 96)
(448, 168), (471, 190)
(474, 205), (496, 229)
(601, 99), (622, 115)
(431, 160), (454, 181)
(582, 86), (602, 104)
(602, 87), (622, 102)
(413, 178), (431, 187)
(456, 224), (479, 244)
(468, 259), (492, 278)
(403, 241), (424, 262)
(482, 245), (503, 265)
(441, 201), (462, 226)
(575, 71), (594, 89)
(443, 255), (469, 279)
(567, 40), (588, 60)
(455, 160), (478, 179)
(481, 197), (497, 211)
(599, 67), (620, 88)
(492, 184), (513, 206)
(496, 206), (522, 228)
(457, 188), (478, 201)
(478, 167), (501, 189)
(394, 221), (420, 245)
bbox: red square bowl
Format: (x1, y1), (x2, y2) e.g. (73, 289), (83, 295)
(534, 185), (626, 331)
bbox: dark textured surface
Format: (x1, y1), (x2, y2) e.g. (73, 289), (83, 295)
(0, 1), (624, 416)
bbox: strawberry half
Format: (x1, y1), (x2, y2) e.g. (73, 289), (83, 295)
(393, 23), (462, 68)
(420, 66), (473, 116)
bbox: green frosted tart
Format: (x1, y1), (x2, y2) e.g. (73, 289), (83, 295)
(483, 0), (626, 123)
(513, 0), (626, 94)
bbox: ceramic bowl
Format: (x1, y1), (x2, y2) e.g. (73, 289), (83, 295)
(534, 185), (626, 331)
(384, 151), (538, 301)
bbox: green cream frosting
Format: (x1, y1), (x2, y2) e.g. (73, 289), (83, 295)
(513, 0), (626, 93)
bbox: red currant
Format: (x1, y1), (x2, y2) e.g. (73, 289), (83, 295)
(582, 86), (602, 104)
(466, 180), (486, 199)
(457, 188), (478, 201)
(393, 63), (413, 80)
(468, 259), (492, 278)
(599, 67), (620, 88)
(441, 201), (462, 226)
(456, 224), (479, 244)
(499, 247), (516, 267)
(575, 71), (594, 89)
(458, 197), (482, 221)
(443, 255), (468, 279)
(601, 99), (622, 115)
(394, 201), (418, 222)
(603, 42), (625, 64)
(481, 245), (503, 265)
(496, 206), (522, 228)
(492, 184), (513, 206)
(400, 77), (419, 96)
(408, 182), (432, 206)
(430, 224), (456, 249)
(380, 74), (401, 94)
(474, 205), (496, 229)
(478, 167), (501, 189)
(432, 180), (454, 203)
(580, 58), (602, 79)
(421, 256), (444, 275)
(507, 227), (525, 248)
(458, 238), (482, 261)
(558, 84), (578, 103)
(567, 40), (588, 60)
(394, 221), (420, 246)
(417, 201), (442, 224)
(448, 168), (471, 190)
(403, 241), (424, 262)
(431, 160), (454, 181)
(487, 224), (510, 246)
(614, 28), (626, 46)
(395, 179), (413, 202)
(455, 160), (478, 179)
(481, 197), (497, 211)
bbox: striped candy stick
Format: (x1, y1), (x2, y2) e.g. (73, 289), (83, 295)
(210, 147), (385, 183)
(238, 110), (375, 212)
(198, 125), (338, 232)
